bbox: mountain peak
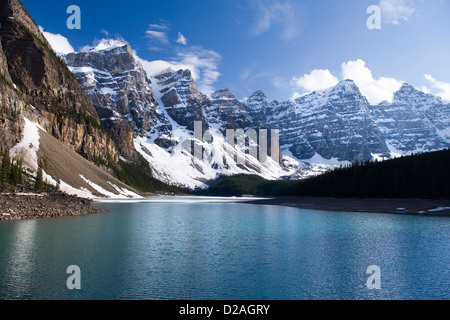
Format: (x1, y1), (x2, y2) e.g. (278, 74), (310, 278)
(249, 89), (266, 99)
(336, 79), (358, 90)
(84, 39), (129, 53)
(398, 82), (416, 93)
(212, 88), (236, 100)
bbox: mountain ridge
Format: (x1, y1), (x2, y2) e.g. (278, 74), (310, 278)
(60, 37), (450, 189)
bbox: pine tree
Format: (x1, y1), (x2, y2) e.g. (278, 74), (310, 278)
(1, 151), (11, 190)
(35, 163), (44, 192)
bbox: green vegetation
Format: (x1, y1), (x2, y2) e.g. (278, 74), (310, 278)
(195, 149), (450, 199)
(49, 99), (104, 131)
(34, 162), (44, 192)
(296, 149), (450, 199)
(111, 153), (186, 194)
(0, 150), (24, 192)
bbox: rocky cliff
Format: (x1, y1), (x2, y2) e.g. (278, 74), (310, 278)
(0, 0), (118, 163)
(64, 40), (170, 159)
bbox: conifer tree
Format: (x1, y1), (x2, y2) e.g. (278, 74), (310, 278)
(1, 151), (11, 190)
(35, 163), (44, 192)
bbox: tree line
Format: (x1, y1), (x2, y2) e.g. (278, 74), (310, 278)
(195, 149), (450, 199)
(295, 149), (450, 199)
(1, 150), (51, 192)
(0, 150), (24, 191)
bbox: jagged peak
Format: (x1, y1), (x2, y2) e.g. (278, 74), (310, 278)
(249, 89), (266, 99)
(82, 39), (129, 53)
(211, 88), (236, 100)
(335, 79), (358, 90)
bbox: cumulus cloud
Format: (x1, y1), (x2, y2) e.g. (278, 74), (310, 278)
(39, 26), (74, 55)
(425, 74), (450, 101)
(176, 32), (188, 45)
(292, 69), (339, 94)
(250, 0), (302, 41)
(379, 0), (416, 25)
(291, 59), (404, 105)
(341, 59), (403, 104)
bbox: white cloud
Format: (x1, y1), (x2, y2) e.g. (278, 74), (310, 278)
(176, 32), (188, 45)
(341, 59), (403, 104)
(379, 0), (416, 25)
(138, 46), (221, 96)
(175, 46), (222, 95)
(251, 0), (302, 41)
(290, 59), (403, 105)
(148, 23), (169, 31)
(145, 23), (170, 50)
(138, 59), (191, 78)
(425, 74), (450, 101)
(146, 30), (169, 44)
(39, 26), (74, 55)
(292, 69), (339, 93)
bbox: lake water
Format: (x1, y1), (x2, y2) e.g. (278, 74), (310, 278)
(0, 197), (449, 300)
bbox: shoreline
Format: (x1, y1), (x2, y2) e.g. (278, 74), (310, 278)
(243, 196), (450, 216)
(0, 192), (108, 221)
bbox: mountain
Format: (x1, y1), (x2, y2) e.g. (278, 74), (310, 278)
(62, 37), (450, 189)
(369, 83), (450, 155)
(0, 0), (141, 198)
(63, 47), (299, 189)
(5, 1), (449, 198)
(63, 40), (169, 160)
(244, 80), (391, 162)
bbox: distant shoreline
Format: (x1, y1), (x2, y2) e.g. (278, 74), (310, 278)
(243, 196), (450, 216)
(0, 193), (107, 221)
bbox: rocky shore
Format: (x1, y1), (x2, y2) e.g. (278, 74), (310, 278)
(0, 192), (107, 221)
(244, 197), (450, 216)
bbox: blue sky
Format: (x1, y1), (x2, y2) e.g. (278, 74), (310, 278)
(22, 0), (450, 104)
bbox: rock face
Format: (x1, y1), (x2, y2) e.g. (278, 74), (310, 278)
(64, 41), (169, 158)
(0, 0), (118, 163)
(205, 88), (251, 131)
(287, 80), (388, 161)
(242, 80), (390, 162)
(153, 68), (209, 132)
(369, 83), (450, 154)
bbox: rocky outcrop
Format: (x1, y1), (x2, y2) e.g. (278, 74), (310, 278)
(244, 80), (391, 162)
(369, 83), (450, 154)
(154, 68), (209, 132)
(205, 88), (252, 131)
(64, 41), (173, 158)
(0, 0), (118, 163)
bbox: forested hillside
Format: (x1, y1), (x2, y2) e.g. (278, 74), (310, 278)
(197, 149), (450, 199)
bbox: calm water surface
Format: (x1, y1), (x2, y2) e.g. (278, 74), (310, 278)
(0, 197), (449, 300)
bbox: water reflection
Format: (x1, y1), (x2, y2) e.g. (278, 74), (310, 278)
(0, 202), (449, 300)
(2, 219), (37, 299)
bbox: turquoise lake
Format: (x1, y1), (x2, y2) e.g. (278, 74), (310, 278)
(0, 197), (449, 300)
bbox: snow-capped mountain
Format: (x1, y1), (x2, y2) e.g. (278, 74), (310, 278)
(63, 39), (450, 189)
(63, 41), (298, 188)
(245, 80), (391, 162)
(369, 83), (450, 155)
(64, 40), (172, 159)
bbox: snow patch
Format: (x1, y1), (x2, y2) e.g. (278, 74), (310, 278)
(9, 118), (41, 173)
